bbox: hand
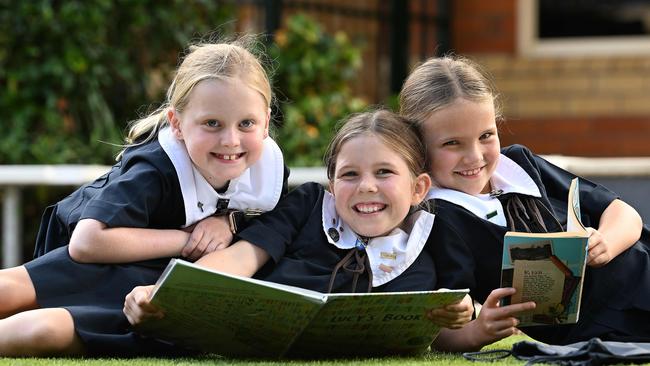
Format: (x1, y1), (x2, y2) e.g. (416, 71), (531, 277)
(586, 227), (612, 267)
(472, 288), (536, 345)
(181, 215), (233, 261)
(123, 285), (164, 326)
(427, 294), (473, 329)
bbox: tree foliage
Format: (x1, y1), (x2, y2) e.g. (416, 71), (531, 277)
(270, 14), (367, 166)
(0, 0), (234, 164)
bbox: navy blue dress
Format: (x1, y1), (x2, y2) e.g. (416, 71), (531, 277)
(428, 144), (650, 344)
(24, 134), (288, 356)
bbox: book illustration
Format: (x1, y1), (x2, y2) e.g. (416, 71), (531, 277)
(500, 178), (588, 326)
(137, 259), (468, 358)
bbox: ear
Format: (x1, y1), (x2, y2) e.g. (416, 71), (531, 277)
(167, 108), (183, 140)
(263, 108), (271, 139)
(411, 173), (432, 206)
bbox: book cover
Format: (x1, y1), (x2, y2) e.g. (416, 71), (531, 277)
(137, 259), (468, 358)
(500, 178), (589, 326)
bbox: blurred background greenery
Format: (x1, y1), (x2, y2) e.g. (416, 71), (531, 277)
(0, 1), (367, 166)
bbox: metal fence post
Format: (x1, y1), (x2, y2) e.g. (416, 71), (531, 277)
(2, 186), (22, 268)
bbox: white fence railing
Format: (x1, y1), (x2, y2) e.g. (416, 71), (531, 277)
(2, 157), (650, 268)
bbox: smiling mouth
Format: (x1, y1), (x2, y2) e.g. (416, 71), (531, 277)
(354, 203), (386, 213)
(456, 167), (483, 177)
(214, 152), (245, 161)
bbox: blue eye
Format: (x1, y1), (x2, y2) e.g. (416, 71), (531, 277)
(240, 119), (255, 128)
(376, 169), (393, 176)
(480, 132), (493, 140)
(443, 140), (458, 146)
(206, 119), (219, 128)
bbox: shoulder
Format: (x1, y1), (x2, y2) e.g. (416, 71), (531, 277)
(501, 144), (538, 165)
(430, 199), (482, 232)
(119, 140), (178, 185)
(289, 182), (326, 198)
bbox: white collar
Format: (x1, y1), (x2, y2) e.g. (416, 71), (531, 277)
(320, 191), (434, 287)
(158, 127), (284, 227)
(427, 154), (541, 226)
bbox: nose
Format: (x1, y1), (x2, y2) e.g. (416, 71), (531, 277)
(220, 127), (240, 147)
(463, 143), (483, 165)
(358, 173), (378, 193)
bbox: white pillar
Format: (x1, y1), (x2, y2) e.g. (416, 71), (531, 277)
(2, 186), (22, 268)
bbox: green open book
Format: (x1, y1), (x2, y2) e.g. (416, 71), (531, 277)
(500, 177), (589, 326)
(136, 259), (468, 358)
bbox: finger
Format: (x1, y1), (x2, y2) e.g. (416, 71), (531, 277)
(216, 240), (231, 250)
(196, 240), (216, 256)
(499, 301), (536, 317)
(189, 236), (210, 259)
(181, 233), (201, 258)
(428, 309), (456, 321)
(484, 287), (516, 308)
(587, 252), (608, 267)
(445, 302), (472, 312)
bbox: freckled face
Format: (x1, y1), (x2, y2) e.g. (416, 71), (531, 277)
(168, 78), (269, 190)
(329, 134), (429, 237)
(422, 99), (500, 195)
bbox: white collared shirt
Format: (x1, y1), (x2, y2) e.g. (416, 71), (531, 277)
(427, 154), (541, 226)
(158, 126), (284, 227)
(320, 191), (435, 287)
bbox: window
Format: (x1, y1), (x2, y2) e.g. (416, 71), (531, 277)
(518, 0), (650, 57)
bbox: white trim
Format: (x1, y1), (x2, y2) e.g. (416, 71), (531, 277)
(518, 0), (650, 58)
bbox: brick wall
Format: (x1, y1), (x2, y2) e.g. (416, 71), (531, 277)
(451, 0), (650, 157)
(474, 52), (650, 157)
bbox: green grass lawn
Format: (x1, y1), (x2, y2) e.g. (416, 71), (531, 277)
(0, 335), (531, 366)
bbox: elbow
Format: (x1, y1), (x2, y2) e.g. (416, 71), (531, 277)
(68, 219), (105, 263)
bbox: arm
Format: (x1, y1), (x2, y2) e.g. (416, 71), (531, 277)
(587, 199), (642, 267)
(432, 288), (536, 352)
(195, 240), (270, 277)
(70, 215), (235, 263)
(69, 218), (189, 263)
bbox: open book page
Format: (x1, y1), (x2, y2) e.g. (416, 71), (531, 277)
(288, 289), (468, 357)
(139, 259), (325, 358)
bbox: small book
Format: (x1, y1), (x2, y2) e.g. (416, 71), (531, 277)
(136, 259), (468, 358)
(500, 178), (589, 326)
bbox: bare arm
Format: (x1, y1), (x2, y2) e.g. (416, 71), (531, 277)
(69, 218), (189, 263)
(195, 240), (270, 277)
(587, 199), (642, 267)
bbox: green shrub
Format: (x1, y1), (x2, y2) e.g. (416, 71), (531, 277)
(0, 0), (234, 164)
(270, 14), (367, 166)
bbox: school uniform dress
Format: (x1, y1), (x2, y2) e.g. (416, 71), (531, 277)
(427, 144), (650, 345)
(24, 127), (286, 356)
(238, 182), (438, 294)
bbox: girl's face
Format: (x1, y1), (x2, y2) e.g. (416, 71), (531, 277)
(329, 134), (430, 238)
(168, 78), (269, 189)
(422, 98), (500, 195)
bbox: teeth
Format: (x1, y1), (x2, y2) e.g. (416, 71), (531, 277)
(221, 154), (239, 160)
(356, 204), (384, 213)
(458, 167), (481, 176)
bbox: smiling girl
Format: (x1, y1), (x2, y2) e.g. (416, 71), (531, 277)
(399, 55), (650, 349)
(0, 40), (286, 357)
